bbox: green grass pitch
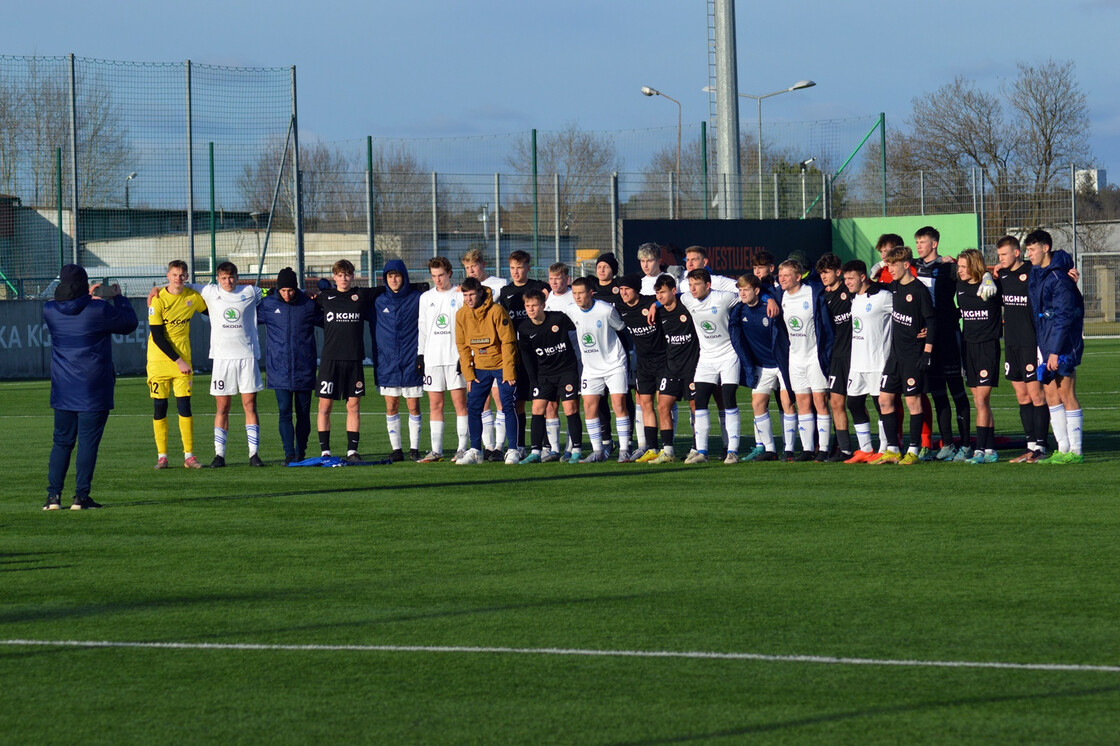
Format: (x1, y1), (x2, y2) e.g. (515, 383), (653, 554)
(3, 341), (1119, 743)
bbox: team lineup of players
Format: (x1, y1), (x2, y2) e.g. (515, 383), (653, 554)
(143, 226), (1086, 468)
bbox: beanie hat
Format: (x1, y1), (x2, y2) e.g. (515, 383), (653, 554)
(55, 264), (89, 301)
(277, 267), (299, 290)
(617, 274), (642, 292)
(596, 252), (619, 275)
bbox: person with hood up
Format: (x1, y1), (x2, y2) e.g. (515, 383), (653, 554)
(1025, 229), (1085, 464)
(372, 259), (425, 461)
(258, 267), (323, 464)
(43, 264), (138, 510)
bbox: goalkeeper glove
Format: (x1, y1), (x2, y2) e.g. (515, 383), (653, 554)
(415, 354), (425, 377)
(977, 272), (997, 300)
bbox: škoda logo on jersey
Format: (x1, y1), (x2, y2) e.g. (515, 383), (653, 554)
(700, 320), (716, 334)
(852, 318), (863, 334)
(788, 316), (804, 331)
(435, 313), (449, 329)
(581, 333), (595, 347)
(223, 308), (240, 322)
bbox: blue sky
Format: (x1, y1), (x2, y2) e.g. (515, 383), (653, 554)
(7, 0), (1120, 176)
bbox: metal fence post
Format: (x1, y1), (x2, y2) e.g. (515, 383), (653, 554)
(494, 173), (501, 269)
(919, 170), (925, 216)
(669, 171), (676, 220)
(531, 129), (539, 264)
(431, 172), (438, 258)
(186, 60), (194, 280)
(773, 172), (779, 218)
(978, 169), (985, 253)
(56, 148), (64, 271)
(822, 172), (827, 219)
(701, 121), (709, 220)
(611, 172), (619, 263)
(366, 136), (375, 283)
(68, 54), (80, 264)
(1071, 163), (1080, 284)
(290, 66), (305, 282)
(554, 172), (561, 263)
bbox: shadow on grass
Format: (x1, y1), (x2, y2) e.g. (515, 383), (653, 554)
(615, 683), (1120, 745)
(0, 589), (304, 625)
(0, 552), (72, 573)
(228, 592), (663, 638)
(122, 466), (693, 508)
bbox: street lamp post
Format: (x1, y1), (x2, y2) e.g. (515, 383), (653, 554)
(124, 172), (137, 235)
(124, 172), (137, 209)
(641, 86), (681, 219)
(731, 81), (815, 218)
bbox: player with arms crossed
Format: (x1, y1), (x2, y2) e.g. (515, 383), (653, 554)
(875, 246), (937, 465)
(147, 260), (207, 469)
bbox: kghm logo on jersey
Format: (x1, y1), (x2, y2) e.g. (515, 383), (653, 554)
(788, 316), (804, 331)
(700, 320), (716, 333)
(581, 333), (595, 347)
(224, 308), (240, 322)
(435, 313), (449, 329)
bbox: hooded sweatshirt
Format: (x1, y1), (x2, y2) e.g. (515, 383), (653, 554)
(372, 259), (423, 388)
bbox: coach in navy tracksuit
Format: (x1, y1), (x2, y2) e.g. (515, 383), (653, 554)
(259, 267), (323, 464)
(372, 259), (425, 459)
(43, 264), (138, 510)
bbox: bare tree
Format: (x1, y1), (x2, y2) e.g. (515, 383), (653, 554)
(504, 122), (620, 246)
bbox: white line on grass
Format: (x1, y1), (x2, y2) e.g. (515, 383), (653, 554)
(2, 639), (1118, 673)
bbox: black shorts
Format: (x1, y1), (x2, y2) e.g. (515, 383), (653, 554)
(658, 375), (695, 401)
(317, 359), (366, 400)
(532, 370), (580, 403)
(880, 355), (926, 397)
(963, 340), (1001, 388)
(828, 356), (850, 396)
(1003, 344), (1039, 383)
(635, 363), (661, 396)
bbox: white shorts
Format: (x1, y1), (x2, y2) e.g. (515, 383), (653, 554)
(211, 358), (263, 396)
(581, 368), (629, 396)
(752, 366), (783, 395)
(423, 363), (466, 392)
(788, 358), (829, 393)
(381, 385), (424, 399)
(847, 371), (882, 397)
(694, 353), (740, 386)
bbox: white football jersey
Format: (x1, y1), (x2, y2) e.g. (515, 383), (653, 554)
(709, 273), (739, 293)
(563, 299), (627, 378)
(417, 286), (465, 365)
(849, 288), (893, 374)
(679, 288), (738, 359)
(194, 283), (262, 360)
(781, 284), (819, 364)
(482, 275), (507, 294)
(640, 272), (675, 297)
(545, 289), (578, 313)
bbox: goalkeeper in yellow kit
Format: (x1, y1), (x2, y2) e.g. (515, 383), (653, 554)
(147, 260), (207, 468)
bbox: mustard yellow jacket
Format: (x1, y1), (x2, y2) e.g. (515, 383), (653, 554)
(455, 288), (519, 382)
